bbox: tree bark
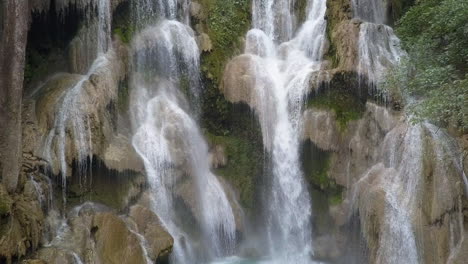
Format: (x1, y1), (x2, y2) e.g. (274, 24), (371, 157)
(0, 0), (29, 193)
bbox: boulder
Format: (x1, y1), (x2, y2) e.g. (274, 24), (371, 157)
(92, 212), (148, 264)
(129, 205), (174, 261)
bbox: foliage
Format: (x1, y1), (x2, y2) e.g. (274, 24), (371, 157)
(199, 0), (251, 81)
(206, 132), (263, 209)
(204, 105), (264, 209)
(384, 0), (468, 130)
(198, 0), (251, 134)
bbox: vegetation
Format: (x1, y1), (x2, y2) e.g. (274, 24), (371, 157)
(197, 0), (252, 136)
(206, 132), (263, 209)
(384, 0), (468, 130)
(204, 103), (264, 209)
(112, 1), (134, 44)
(307, 89), (365, 131)
(199, 0), (251, 81)
(301, 140), (343, 205)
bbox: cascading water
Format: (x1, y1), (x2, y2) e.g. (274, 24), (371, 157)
(237, 0), (327, 262)
(130, 1), (236, 263)
(42, 0), (111, 203)
(376, 125), (423, 263)
(352, 0), (404, 95)
(38, 1), (113, 261)
(352, 0), (387, 25)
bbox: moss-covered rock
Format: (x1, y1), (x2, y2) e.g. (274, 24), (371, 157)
(197, 0), (251, 81)
(301, 140), (343, 205)
(204, 103), (264, 210)
(0, 185), (12, 217)
(129, 205), (174, 261)
(66, 158), (145, 212)
(307, 87), (365, 131)
(112, 1), (134, 44)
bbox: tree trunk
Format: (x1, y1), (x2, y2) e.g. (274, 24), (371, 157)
(0, 0), (29, 193)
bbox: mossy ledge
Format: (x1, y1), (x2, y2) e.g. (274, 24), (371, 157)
(300, 140), (343, 206)
(204, 103), (264, 210)
(307, 71), (366, 131)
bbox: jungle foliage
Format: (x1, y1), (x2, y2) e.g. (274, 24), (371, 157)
(384, 0), (468, 130)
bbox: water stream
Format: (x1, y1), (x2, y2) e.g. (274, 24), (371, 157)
(235, 0), (327, 262)
(352, 0), (404, 96)
(130, 1), (236, 263)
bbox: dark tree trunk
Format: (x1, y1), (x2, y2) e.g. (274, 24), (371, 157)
(0, 0), (29, 193)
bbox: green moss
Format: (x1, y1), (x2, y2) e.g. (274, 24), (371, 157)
(206, 133), (259, 209)
(323, 0), (350, 69)
(301, 140), (343, 205)
(328, 190), (343, 205)
(204, 103), (264, 210)
(112, 1), (134, 44)
(308, 89), (365, 131)
(197, 0), (252, 135)
(0, 193), (12, 217)
(114, 27), (134, 44)
(199, 0), (251, 82)
(301, 140), (332, 189)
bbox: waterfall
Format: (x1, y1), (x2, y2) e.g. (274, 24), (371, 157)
(376, 125), (423, 263)
(42, 0), (112, 203)
(130, 1), (236, 263)
(43, 55), (109, 202)
(352, 0), (387, 25)
(242, 0), (327, 262)
(252, 0), (296, 42)
(352, 0), (405, 95)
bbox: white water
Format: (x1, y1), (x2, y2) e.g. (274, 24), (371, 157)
(352, 0), (405, 95)
(130, 2), (236, 263)
(42, 0), (111, 203)
(241, 0), (327, 262)
(352, 0), (387, 25)
(377, 125), (423, 263)
(252, 0), (296, 42)
(43, 55), (109, 203)
(357, 23), (404, 93)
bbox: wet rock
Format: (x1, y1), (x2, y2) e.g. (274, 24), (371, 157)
(129, 205), (174, 261)
(0, 183), (45, 262)
(34, 43), (130, 177)
(190, 1), (205, 20)
(314, 235), (341, 260)
(302, 108), (340, 151)
(221, 54), (256, 109)
(92, 212), (148, 264)
(34, 247), (80, 264)
(197, 33), (213, 52)
(103, 134), (144, 173)
(209, 144), (227, 169)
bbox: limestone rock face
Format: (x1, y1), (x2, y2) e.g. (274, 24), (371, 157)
(103, 134), (145, 173)
(302, 100), (467, 263)
(32, 40), (141, 176)
(197, 33), (213, 52)
(0, 180), (48, 262)
(93, 212), (148, 264)
(303, 103), (467, 263)
(129, 205), (174, 261)
(24, 203), (173, 264)
(221, 54), (256, 109)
